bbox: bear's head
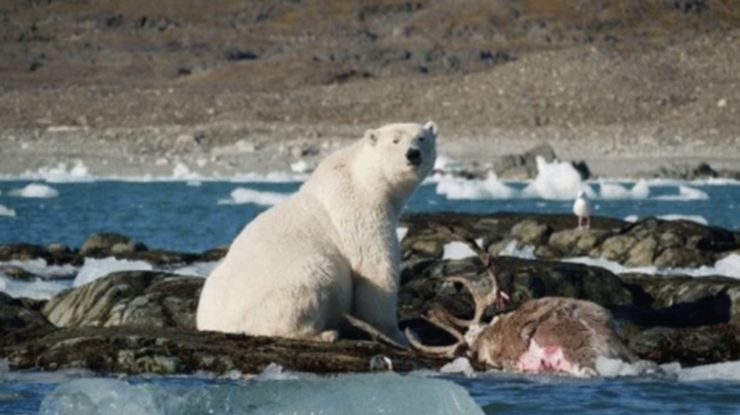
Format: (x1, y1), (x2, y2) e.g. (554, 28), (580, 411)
(363, 121), (437, 187)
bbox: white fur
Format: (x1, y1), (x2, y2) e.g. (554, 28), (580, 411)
(197, 122), (437, 342)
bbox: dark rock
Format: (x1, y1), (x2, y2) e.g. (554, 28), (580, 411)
(226, 49), (259, 61)
(42, 271), (202, 330)
(80, 233), (147, 257)
(571, 160), (591, 180)
(398, 255), (633, 322)
(492, 143), (557, 179)
(617, 273), (740, 326)
(624, 324), (740, 365)
(0, 292), (53, 340)
(509, 220), (552, 246)
(0, 243), (52, 262)
(0, 326), (442, 375)
(548, 228), (612, 256)
(0, 265), (36, 281)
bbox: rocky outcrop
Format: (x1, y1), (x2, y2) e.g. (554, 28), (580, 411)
(42, 271), (202, 330)
(401, 213), (738, 269)
(1, 326), (439, 374)
(1, 212), (740, 374)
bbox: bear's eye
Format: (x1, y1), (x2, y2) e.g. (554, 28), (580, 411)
(418, 137), (425, 142)
(392, 138), (400, 144)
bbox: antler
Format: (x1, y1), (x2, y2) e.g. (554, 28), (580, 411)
(406, 223), (510, 356)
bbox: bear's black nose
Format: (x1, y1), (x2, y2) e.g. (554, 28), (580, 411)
(406, 148), (422, 166)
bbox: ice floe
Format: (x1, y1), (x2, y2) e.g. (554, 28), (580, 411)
(218, 187), (291, 206)
(39, 372), (484, 415)
(523, 157), (593, 200)
(9, 183), (59, 198)
(396, 227), (409, 241)
(73, 257), (154, 287)
(0, 204), (15, 217)
(436, 173), (515, 200)
(171, 261), (221, 278)
(599, 180), (650, 200)
(442, 241), (478, 260)
(654, 185), (709, 201)
(566, 253), (740, 279)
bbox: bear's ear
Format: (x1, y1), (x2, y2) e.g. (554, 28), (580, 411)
(424, 121), (438, 136)
(364, 129), (378, 146)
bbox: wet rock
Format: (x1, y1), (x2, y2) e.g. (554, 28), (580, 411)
(399, 255), (633, 321)
(509, 220), (551, 246)
(0, 243), (53, 262)
(0, 265), (37, 281)
(623, 324), (740, 365)
(625, 237), (659, 267)
(492, 143), (557, 179)
(597, 235), (639, 261)
(653, 247), (711, 268)
(0, 292), (53, 339)
(0, 326), (441, 375)
(42, 271), (202, 330)
(80, 233), (147, 257)
(548, 228), (612, 256)
(617, 273), (740, 326)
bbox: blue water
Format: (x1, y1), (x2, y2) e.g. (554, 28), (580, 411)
(1, 180), (738, 252)
(2, 178), (740, 414)
(2, 371), (740, 414)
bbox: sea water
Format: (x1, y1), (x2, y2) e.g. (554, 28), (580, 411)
(1, 174), (740, 414)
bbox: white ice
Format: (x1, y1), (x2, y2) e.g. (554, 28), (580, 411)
(442, 241), (478, 260)
(436, 173), (515, 200)
(657, 214), (709, 225)
(677, 360), (740, 382)
(654, 185), (709, 201)
(0, 204), (16, 217)
(396, 227), (409, 241)
(73, 257), (153, 287)
(440, 357), (476, 378)
(565, 253), (740, 279)
(523, 157), (593, 200)
(0, 275), (71, 300)
(171, 163), (202, 180)
(9, 183), (59, 198)
(289, 159), (313, 173)
(599, 180), (650, 200)
(37, 160), (92, 183)
(39, 372), (484, 415)
(0, 259), (78, 279)
(172, 261), (221, 278)
(217, 187), (291, 206)
(497, 240), (536, 259)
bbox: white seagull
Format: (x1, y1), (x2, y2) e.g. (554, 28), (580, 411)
(573, 191), (591, 230)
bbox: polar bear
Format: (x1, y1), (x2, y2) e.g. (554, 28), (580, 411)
(196, 122), (437, 343)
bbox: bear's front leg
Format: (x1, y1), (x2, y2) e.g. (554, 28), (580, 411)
(352, 262), (407, 346)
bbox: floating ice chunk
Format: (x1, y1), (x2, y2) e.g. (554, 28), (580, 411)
(218, 187), (290, 206)
(654, 185), (709, 201)
(624, 215), (638, 222)
(172, 261), (221, 278)
(0, 204), (15, 217)
(523, 157), (593, 200)
(658, 214), (708, 225)
(436, 173), (515, 200)
(443, 241), (477, 260)
(40, 373), (484, 415)
(290, 159), (313, 173)
(255, 362), (304, 381)
(396, 227), (408, 241)
(73, 257), (153, 287)
(440, 357), (476, 378)
(172, 162), (202, 180)
(599, 180), (650, 199)
(678, 361), (740, 382)
(566, 254), (740, 279)
(497, 240), (536, 259)
(36, 160), (92, 183)
(10, 183), (59, 198)
(0, 259), (77, 279)
(595, 357), (660, 378)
